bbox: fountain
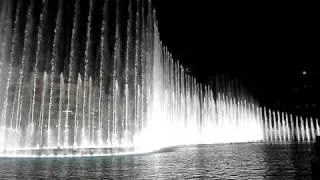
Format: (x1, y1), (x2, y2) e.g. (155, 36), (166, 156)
(0, 0), (319, 157)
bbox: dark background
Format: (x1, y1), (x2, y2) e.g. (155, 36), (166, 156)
(153, 1), (319, 117)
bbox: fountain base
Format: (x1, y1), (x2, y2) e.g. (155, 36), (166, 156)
(0, 147), (136, 157)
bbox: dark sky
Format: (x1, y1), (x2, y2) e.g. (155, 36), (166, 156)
(153, 1), (319, 116)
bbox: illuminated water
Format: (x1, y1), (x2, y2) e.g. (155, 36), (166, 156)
(0, 0), (319, 157)
(0, 144), (313, 179)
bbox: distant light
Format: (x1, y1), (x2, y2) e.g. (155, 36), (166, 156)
(301, 71), (307, 75)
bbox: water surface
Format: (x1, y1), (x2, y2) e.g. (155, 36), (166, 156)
(0, 143), (313, 179)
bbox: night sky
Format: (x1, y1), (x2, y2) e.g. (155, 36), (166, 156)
(153, 1), (319, 117)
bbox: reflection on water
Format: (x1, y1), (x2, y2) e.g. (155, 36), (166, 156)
(0, 144), (312, 179)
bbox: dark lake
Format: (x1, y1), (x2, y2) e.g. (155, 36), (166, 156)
(0, 143), (313, 179)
